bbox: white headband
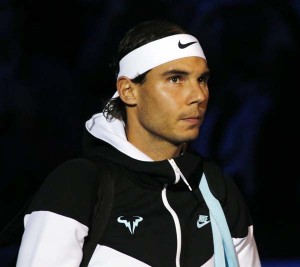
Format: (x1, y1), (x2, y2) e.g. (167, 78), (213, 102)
(117, 34), (206, 80)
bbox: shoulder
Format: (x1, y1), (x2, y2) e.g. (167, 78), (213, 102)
(202, 159), (227, 203)
(203, 159), (253, 235)
(49, 157), (98, 178)
(27, 158), (101, 225)
(202, 159), (248, 203)
(39, 157), (100, 193)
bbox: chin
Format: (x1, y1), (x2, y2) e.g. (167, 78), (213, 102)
(186, 130), (200, 140)
(170, 129), (200, 144)
(176, 133), (199, 144)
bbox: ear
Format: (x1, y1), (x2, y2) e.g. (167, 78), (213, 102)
(116, 77), (137, 105)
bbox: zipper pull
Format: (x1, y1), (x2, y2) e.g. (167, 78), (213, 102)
(168, 159), (192, 191)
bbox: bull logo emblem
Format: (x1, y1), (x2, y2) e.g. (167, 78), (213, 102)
(117, 216), (143, 234)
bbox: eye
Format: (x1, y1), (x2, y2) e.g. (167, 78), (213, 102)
(198, 74), (210, 84)
(169, 76), (181, 83)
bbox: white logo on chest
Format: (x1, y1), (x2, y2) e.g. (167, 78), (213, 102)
(117, 216), (143, 234)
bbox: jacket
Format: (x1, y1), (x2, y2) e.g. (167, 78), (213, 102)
(16, 112), (261, 267)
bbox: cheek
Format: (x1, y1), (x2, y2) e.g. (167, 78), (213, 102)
(155, 85), (182, 111)
(150, 96), (179, 119)
(137, 82), (181, 118)
(137, 95), (173, 128)
(139, 86), (167, 110)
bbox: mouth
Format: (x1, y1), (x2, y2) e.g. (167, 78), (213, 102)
(181, 116), (202, 125)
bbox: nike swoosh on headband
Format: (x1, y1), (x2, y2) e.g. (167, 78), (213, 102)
(178, 40), (197, 49)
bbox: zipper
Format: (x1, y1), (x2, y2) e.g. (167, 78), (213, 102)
(161, 185), (181, 267)
(161, 159), (192, 267)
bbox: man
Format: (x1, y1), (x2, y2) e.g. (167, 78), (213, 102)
(16, 20), (261, 266)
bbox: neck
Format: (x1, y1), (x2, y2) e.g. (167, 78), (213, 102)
(125, 124), (187, 161)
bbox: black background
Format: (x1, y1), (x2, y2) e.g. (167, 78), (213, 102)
(1, 0), (299, 264)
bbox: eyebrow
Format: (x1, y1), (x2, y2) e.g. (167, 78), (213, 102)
(160, 69), (210, 78)
(200, 70), (211, 79)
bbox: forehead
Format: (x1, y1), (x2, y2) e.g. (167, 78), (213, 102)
(149, 56), (208, 75)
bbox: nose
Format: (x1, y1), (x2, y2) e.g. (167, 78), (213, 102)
(188, 80), (209, 105)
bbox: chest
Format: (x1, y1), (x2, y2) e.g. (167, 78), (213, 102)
(96, 173), (214, 267)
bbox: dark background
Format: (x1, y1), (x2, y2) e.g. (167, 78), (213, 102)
(1, 0), (299, 265)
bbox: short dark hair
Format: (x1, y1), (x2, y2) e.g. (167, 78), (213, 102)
(103, 19), (187, 123)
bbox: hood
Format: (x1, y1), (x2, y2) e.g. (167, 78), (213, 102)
(84, 112), (204, 190)
(85, 112), (153, 161)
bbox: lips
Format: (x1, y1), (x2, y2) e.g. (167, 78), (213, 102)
(180, 113), (201, 120)
(183, 116), (200, 120)
(180, 115), (202, 126)
(179, 109), (205, 124)
(183, 117), (201, 123)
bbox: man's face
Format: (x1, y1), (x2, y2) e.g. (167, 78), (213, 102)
(132, 56), (209, 146)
